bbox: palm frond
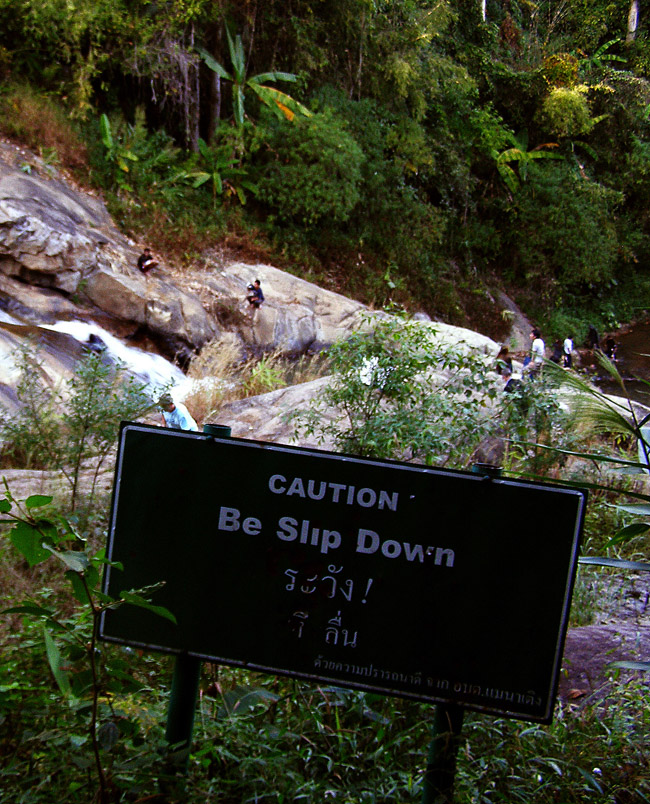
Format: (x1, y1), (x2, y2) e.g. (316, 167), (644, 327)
(543, 360), (639, 438)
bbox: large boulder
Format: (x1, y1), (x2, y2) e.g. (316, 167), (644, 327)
(218, 376), (335, 447)
(196, 262), (369, 352)
(0, 141), (218, 354)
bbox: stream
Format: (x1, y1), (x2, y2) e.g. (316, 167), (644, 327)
(44, 320), (187, 391)
(592, 320), (650, 405)
(0, 312), (189, 405)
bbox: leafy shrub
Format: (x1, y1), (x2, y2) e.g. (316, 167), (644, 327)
(538, 86), (593, 138)
(293, 314), (501, 467)
(0, 346), (153, 510)
(253, 109), (364, 225)
(541, 53), (579, 88)
(503, 161), (622, 298)
(88, 108), (182, 194)
(0, 488), (176, 804)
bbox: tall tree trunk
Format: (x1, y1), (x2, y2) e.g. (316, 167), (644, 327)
(208, 72), (222, 144)
(627, 0), (639, 43)
(207, 25), (223, 145)
(481, 0), (486, 22)
(190, 24), (199, 152)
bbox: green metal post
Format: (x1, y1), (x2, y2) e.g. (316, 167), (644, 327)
(420, 463), (499, 802)
(164, 653), (202, 767)
(421, 704), (465, 804)
(471, 462), (503, 479)
(164, 423), (232, 770)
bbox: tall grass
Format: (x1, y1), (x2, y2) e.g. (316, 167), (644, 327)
(184, 338), (331, 426)
(0, 84), (88, 176)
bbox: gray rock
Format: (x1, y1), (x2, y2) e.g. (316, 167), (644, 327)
(201, 262), (368, 352)
(497, 291), (534, 352)
(218, 376), (336, 448)
(0, 143), (217, 353)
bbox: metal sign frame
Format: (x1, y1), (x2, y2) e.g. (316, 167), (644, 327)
(100, 423), (587, 723)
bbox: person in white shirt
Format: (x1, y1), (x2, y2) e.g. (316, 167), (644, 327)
(528, 329), (545, 377)
(158, 393), (198, 431)
(563, 335), (573, 368)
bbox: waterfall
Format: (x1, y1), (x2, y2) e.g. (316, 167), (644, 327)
(43, 320), (190, 397)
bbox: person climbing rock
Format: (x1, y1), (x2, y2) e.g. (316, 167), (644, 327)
(246, 279), (265, 311)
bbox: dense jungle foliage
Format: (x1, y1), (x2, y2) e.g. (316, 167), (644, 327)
(3, 5), (650, 800)
(1, 0), (650, 338)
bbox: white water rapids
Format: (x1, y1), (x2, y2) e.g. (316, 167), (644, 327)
(0, 307), (191, 402)
(44, 320), (188, 394)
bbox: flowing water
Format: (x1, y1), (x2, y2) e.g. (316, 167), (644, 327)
(595, 321), (650, 405)
(44, 320), (187, 392)
(0, 313), (189, 403)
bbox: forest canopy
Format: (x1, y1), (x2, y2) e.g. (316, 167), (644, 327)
(1, 0), (649, 336)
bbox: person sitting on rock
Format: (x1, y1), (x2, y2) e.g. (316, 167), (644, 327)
(137, 247), (158, 276)
(246, 279), (264, 310)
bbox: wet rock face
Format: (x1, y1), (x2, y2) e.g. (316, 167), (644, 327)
(0, 141), (503, 378)
(0, 145), (218, 355)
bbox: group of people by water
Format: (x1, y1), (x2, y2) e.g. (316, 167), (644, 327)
(496, 325), (619, 397)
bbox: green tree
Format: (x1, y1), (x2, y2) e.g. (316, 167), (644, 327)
(198, 28), (312, 130)
(253, 109), (364, 226)
(502, 161), (621, 300)
(293, 315), (501, 467)
(0, 347), (153, 510)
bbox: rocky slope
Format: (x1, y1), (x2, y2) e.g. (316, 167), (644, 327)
(0, 139), (504, 407)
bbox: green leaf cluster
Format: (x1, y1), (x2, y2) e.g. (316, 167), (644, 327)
(254, 109), (364, 226)
(0, 345), (154, 511)
(293, 315), (502, 468)
(0, 483), (176, 801)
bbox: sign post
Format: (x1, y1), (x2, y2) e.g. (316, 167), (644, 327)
(421, 463), (503, 803)
(422, 703), (465, 804)
(163, 423), (232, 769)
(101, 423), (586, 776)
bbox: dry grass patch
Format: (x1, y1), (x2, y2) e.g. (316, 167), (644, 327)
(184, 339), (331, 427)
(0, 84), (88, 176)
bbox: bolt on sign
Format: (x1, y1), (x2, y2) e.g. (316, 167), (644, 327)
(100, 423), (587, 724)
